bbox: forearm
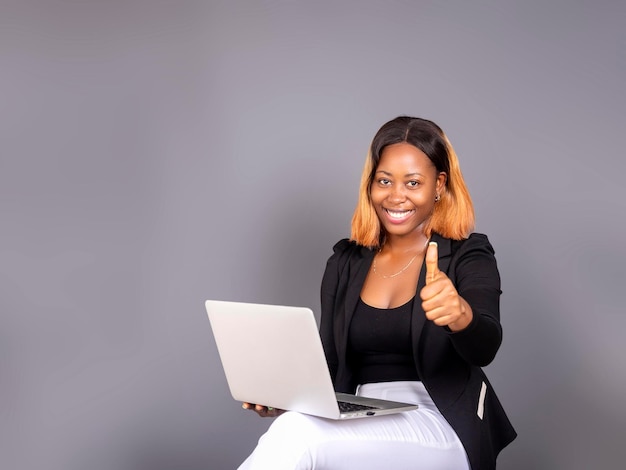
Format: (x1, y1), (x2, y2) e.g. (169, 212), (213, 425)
(448, 303), (502, 366)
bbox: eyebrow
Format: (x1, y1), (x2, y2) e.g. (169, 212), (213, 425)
(375, 170), (424, 178)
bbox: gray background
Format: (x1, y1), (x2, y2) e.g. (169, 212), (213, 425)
(2, 0), (625, 469)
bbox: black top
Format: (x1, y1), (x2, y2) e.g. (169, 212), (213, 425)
(348, 297), (420, 385)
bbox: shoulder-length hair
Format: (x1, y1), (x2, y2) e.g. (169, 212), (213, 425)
(350, 116), (474, 247)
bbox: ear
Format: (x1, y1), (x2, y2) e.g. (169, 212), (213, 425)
(436, 172), (447, 194)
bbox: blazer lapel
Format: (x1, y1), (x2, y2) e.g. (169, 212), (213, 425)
(431, 232), (453, 274)
(331, 245), (375, 392)
(344, 246), (375, 331)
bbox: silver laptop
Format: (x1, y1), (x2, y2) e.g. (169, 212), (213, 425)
(205, 299), (418, 419)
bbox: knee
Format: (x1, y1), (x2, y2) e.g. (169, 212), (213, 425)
(248, 412), (325, 470)
(269, 411), (325, 439)
(260, 411), (330, 451)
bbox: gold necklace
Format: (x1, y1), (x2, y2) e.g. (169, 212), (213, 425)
(372, 252), (418, 279)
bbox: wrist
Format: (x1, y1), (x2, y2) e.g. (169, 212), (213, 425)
(449, 297), (473, 332)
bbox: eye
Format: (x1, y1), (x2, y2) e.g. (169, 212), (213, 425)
(406, 180), (420, 188)
(377, 178), (391, 186)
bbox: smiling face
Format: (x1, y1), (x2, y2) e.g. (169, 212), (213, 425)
(370, 142), (447, 240)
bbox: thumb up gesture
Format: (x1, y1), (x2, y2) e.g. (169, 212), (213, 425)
(420, 242), (473, 332)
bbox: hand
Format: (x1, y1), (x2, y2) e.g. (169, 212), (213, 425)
(241, 402), (285, 418)
(420, 242), (473, 331)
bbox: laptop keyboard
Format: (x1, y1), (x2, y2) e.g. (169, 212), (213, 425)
(337, 401), (378, 413)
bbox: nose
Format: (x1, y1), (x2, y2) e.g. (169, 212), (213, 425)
(388, 183), (406, 202)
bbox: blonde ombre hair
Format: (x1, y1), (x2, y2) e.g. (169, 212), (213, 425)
(350, 117), (475, 247)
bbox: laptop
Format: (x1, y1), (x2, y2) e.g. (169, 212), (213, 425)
(205, 299), (418, 419)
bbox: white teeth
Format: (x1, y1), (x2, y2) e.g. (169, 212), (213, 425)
(386, 210), (412, 219)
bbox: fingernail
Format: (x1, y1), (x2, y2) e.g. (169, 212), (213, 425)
(429, 241), (438, 247)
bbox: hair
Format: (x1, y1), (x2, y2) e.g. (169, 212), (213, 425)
(350, 116), (475, 247)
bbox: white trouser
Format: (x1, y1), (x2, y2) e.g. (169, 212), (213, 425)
(238, 381), (470, 470)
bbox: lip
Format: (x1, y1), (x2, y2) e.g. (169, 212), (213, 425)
(383, 208), (415, 224)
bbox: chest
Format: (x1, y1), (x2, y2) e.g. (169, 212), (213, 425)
(359, 257), (424, 309)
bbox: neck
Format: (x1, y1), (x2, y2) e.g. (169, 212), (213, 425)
(382, 232), (430, 254)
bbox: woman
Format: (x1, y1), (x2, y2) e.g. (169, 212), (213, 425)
(240, 116), (516, 469)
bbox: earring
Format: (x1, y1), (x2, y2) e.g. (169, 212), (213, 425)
(435, 194), (441, 202)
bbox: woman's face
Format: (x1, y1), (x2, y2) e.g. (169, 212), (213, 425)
(369, 142), (446, 239)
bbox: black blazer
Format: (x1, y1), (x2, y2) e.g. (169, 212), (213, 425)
(320, 232), (517, 470)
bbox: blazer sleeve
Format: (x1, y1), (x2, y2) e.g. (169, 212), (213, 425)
(319, 238), (351, 381)
(447, 233), (504, 366)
